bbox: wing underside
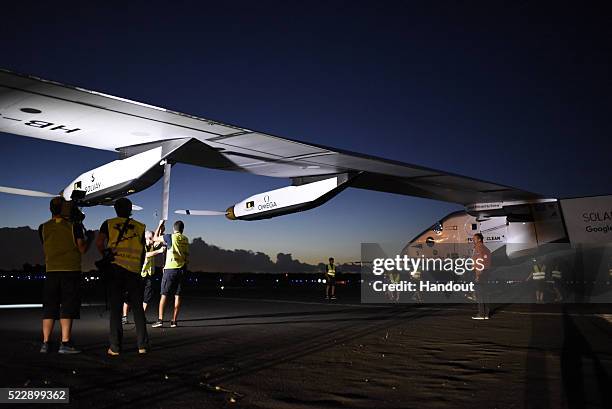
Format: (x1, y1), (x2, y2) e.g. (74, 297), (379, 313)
(0, 69), (540, 205)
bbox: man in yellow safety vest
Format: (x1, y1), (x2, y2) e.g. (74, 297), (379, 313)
(152, 219), (190, 328)
(142, 230), (165, 312)
(527, 257), (547, 304)
(325, 257), (337, 300)
(96, 198), (148, 355)
(551, 262), (563, 302)
(38, 196), (92, 354)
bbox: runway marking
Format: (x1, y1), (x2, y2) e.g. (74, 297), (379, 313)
(0, 303), (103, 309)
(0, 304), (42, 309)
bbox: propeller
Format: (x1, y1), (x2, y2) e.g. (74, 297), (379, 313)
(175, 209), (226, 216)
(0, 186), (56, 198)
(0, 186), (145, 212)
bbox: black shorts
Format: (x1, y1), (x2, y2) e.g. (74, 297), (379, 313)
(42, 271), (81, 319)
(143, 276), (155, 304)
(161, 269), (184, 296)
(326, 276), (336, 286)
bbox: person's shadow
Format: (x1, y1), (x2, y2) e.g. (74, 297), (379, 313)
(525, 302), (611, 409)
(560, 306), (611, 409)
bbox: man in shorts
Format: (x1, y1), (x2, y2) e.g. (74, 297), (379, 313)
(39, 196), (92, 354)
(152, 220), (189, 328)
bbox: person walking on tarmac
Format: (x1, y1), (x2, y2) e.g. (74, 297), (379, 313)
(325, 257), (338, 300)
(526, 257), (547, 304)
(96, 198), (149, 355)
(152, 220), (190, 328)
(410, 268), (424, 303)
(472, 233), (492, 320)
(386, 269), (401, 303)
(142, 230), (164, 312)
(39, 196), (92, 354)
(551, 261), (563, 302)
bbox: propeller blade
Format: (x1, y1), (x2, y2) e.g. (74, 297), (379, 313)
(0, 186), (56, 198)
(175, 209), (226, 216)
(132, 205), (143, 211)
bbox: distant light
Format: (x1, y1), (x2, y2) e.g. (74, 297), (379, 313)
(220, 286), (225, 290)
(317, 278), (322, 283)
(322, 279), (326, 284)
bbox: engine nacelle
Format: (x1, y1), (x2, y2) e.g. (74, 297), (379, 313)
(226, 174), (352, 221)
(62, 147), (165, 206)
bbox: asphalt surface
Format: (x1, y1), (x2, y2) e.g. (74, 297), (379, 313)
(0, 294), (611, 409)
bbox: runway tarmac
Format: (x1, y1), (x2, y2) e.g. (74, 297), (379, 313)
(0, 294), (611, 409)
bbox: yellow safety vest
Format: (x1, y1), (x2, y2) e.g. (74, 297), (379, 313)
(106, 217), (145, 274)
(533, 264), (546, 280)
(165, 232), (189, 269)
(41, 218), (81, 272)
(326, 264), (336, 277)
(141, 243), (155, 278)
(389, 272), (400, 284)
(552, 270), (562, 280)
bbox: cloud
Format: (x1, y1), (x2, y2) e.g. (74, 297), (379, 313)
(0, 227), (318, 273)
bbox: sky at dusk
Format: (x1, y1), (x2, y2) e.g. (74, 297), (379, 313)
(1, 1), (610, 264)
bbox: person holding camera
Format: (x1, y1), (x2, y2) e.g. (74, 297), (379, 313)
(96, 198), (149, 355)
(151, 219), (189, 328)
(38, 196), (93, 354)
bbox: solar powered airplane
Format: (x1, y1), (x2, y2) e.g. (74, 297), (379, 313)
(1, 69), (609, 257)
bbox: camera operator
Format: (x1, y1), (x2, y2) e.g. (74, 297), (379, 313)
(96, 197), (149, 356)
(38, 196), (93, 354)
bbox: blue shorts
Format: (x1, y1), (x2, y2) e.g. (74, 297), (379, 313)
(161, 269), (184, 296)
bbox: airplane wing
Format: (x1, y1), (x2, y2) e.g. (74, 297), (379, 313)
(0, 69), (540, 205)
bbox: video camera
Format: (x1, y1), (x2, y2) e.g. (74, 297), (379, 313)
(60, 190), (86, 223)
(59, 190), (95, 246)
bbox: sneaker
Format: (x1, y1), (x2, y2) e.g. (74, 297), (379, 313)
(325, 296), (330, 300)
(330, 295), (337, 300)
(471, 316), (485, 320)
(121, 316), (129, 325)
(138, 348), (148, 354)
(107, 347), (120, 356)
(151, 319), (163, 328)
(170, 321), (178, 328)
(58, 342), (81, 354)
(39, 342), (49, 354)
